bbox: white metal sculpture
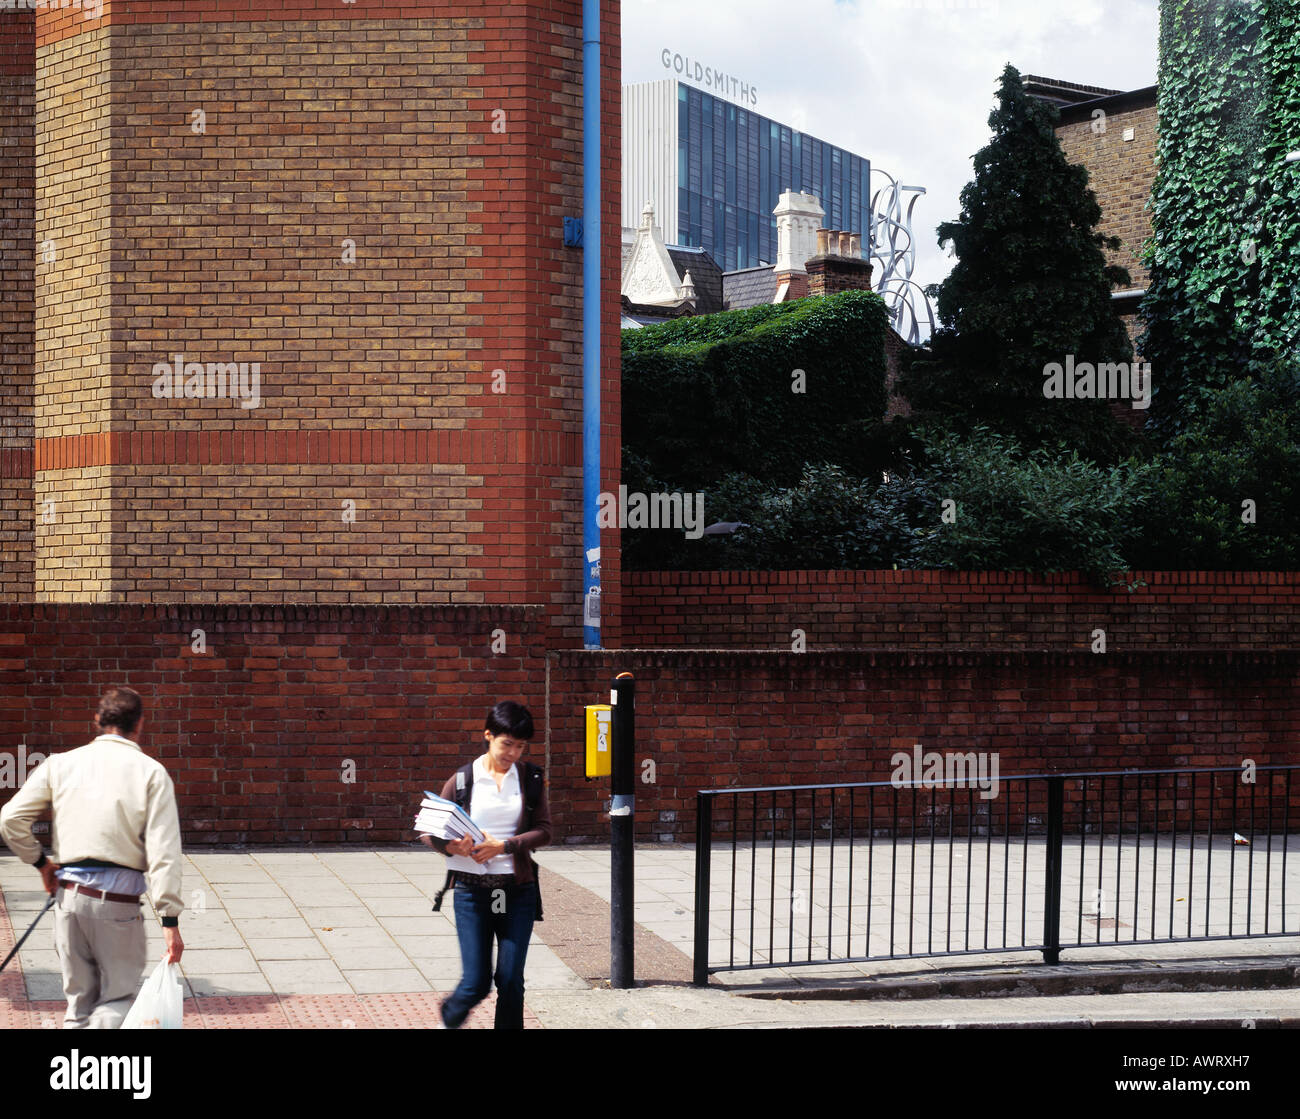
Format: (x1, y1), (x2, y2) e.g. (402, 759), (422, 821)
(870, 169), (936, 345)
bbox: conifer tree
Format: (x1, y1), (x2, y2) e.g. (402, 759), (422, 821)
(900, 64), (1139, 463)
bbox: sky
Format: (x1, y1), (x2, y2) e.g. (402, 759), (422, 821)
(621, 0), (1160, 325)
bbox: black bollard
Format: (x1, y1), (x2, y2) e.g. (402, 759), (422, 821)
(610, 672), (635, 988)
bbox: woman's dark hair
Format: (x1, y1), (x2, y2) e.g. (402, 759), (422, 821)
(485, 700), (534, 740)
(97, 687), (143, 735)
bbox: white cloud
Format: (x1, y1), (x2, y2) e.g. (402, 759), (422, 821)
(623, 0), (1159, 305)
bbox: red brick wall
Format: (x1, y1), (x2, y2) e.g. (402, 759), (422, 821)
(0, 603), (548, 843)
(622, 570), (1300, 651)
(547, 649), (1300, 842)
(0, 12), (34, 600)
(1, 604), (1294, 846)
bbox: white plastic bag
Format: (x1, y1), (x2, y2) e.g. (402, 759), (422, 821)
(121, 959), (183, 1030)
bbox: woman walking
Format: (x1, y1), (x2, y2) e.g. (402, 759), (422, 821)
(424, 700), (551, 1030)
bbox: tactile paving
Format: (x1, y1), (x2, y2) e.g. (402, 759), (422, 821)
(357, 990), (445, 1029)
(277, 992), (372, 1029)
(191, 995), (292, 1030)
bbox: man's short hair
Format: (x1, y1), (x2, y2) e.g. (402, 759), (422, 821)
(485, 700), (534, 741)
(97, 687), (143, 735)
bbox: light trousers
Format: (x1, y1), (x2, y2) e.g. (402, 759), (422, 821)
(53, 887), (148, 1029)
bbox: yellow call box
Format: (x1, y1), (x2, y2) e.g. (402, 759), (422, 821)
(585, 704), (612, 778)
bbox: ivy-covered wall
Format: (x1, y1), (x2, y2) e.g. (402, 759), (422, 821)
(1140, 0), (1300, 435)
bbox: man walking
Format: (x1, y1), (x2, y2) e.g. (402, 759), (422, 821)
(0, 687), (184, 1028)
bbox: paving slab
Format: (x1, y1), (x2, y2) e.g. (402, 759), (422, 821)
(23, 975), (67, 1000)
(314, 926), (400, 950)
(344, 969), (429, 994)
(282, 888), (364, 905)
(328, 946), (412, 971)
(352, 882), (428, 898)
(234, 917), (318, 939)
(186, 974), (274, 998)
(298, 906), (377, 928)
(360, 897), (440, 918)
(377, 916), (452, 938)
(260, 960), (352, 995)
(244, 937), (331, 961)
(410, 958), (465, 985)
(179, 948), (261, 975)
(208, 882), (289, 899)
(190, 864), (274, 883)
(223, 897), (302, 920)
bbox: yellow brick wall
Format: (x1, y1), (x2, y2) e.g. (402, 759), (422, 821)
(21, 5), (620, 639)
(32, 28), (114, 599)
(1056, 101), (1159, 293)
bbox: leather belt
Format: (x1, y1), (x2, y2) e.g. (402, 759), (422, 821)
(59, 880), (141, 905)
(456, 873), (516, 890)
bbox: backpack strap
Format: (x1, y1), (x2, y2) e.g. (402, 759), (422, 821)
(521, 762), (543, 819)
(431, 763), (477, 912)
(455, 762), (473, 811)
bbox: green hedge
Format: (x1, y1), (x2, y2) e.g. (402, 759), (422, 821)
(621, 299), (807, 355)
(622, 290), (890, 490)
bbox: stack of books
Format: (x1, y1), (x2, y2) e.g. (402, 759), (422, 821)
(413, 791), (486, 843)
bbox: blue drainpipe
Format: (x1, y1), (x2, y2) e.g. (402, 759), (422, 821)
(582, 0), (602, 649)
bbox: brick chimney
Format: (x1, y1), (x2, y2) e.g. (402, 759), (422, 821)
(806, 226), (873, 297)
(772, 189), (823, 302)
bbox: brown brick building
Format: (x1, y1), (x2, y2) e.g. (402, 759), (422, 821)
(0, 0), (622, 645)
(1027, 75), (1159, 348)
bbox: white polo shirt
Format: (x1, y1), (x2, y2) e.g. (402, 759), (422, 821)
(446, 756), (521, 877)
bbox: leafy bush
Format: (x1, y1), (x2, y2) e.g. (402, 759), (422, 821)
(1129, 362), (1300, 568)
(620, 463), (934, 572)
(910, 427), (1157, 584)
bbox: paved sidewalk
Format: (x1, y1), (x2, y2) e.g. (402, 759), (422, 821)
(1, 844), (1297, 1029)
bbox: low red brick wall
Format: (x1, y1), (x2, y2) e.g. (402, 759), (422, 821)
(547, 649), (1300, 842)
(2, 603), (1296, 846)
(621, 570), (1300, 651)
(0, 604), (547, 844)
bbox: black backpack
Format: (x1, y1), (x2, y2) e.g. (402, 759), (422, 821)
(431, 761), (545, 921)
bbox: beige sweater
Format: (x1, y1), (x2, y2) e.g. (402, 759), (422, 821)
(0, 733), (184, 921)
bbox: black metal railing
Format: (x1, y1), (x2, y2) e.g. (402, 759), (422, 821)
(692, 765), (1299, 984)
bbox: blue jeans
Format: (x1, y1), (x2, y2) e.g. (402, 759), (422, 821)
(441, 879), (537, 1030)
